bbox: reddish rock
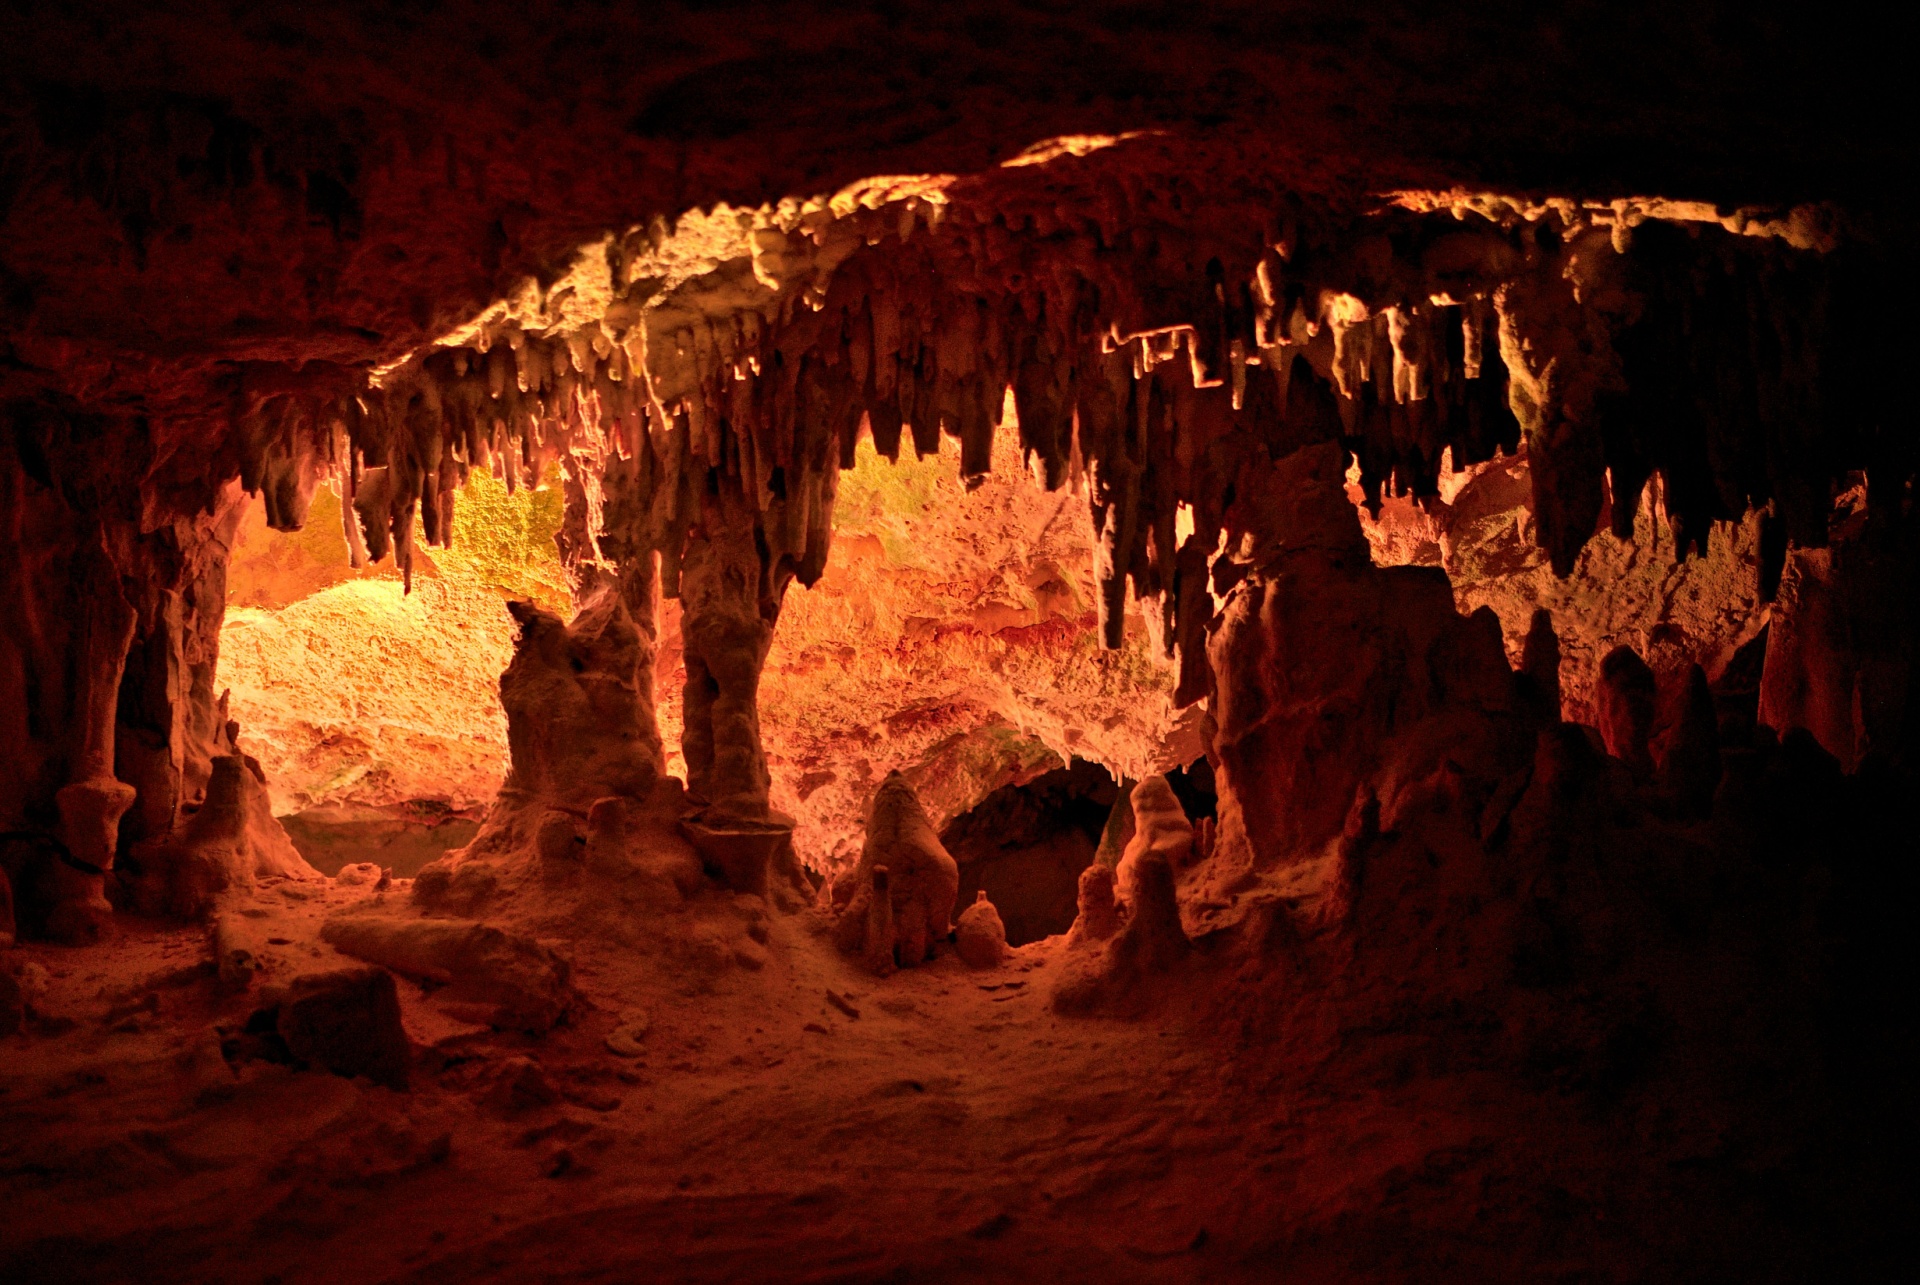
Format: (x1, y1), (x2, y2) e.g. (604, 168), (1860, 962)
(834, 774), (960, 973)
(271, 966), (411, 1091)
(1653, 664), (1722, 813)
(1596, 645), (1658, 775)
(954, 890), (1011, 969)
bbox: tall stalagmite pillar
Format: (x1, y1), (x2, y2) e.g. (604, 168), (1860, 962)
(676, 490), (792, 823)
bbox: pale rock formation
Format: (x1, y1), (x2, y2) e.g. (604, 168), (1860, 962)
(954, 890), (1011, 968)
(678, 499), (788, 824)
(122, 751), (313, 919)
(584, 796), (704, 906)
(1069, 864), (1121, 944)
(500, 594), (661, 810)
(1051, 774), (1193, 1015)
(833, 772), (959, 973)
(322, 914), (576, 1032)
(1206, 442), (1532, 880)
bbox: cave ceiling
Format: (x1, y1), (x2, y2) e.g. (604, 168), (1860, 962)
(0, 3), (1907, 693)
(3, 1), (1899, 415)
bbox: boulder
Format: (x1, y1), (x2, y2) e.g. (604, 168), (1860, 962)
(270, 966), (411, 1090)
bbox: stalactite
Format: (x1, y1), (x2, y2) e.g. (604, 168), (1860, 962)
(192, 159), (1880, 774)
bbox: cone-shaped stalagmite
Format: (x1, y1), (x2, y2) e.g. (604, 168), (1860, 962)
(1596, 646), (1659, 776)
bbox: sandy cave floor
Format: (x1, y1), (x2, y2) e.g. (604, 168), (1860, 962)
(1, 866), (1798, 1285)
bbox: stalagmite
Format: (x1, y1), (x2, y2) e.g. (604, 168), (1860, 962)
(954, 890), (1011, 968)
(1595, 645), (1659, 776)
(1051, 774), (1193, 1015)
(44, 544), (140, 943)
(498, 597), (661, 809)
(1654, 664), (1722, 813)
(1069, 863), (1121, 943)
(1520, 608), (1563, 720)
(833, 773), (960, 973)
(0, 16), (1909, 1280)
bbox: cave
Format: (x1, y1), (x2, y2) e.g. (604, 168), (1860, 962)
(1, 5), (1914, 1282)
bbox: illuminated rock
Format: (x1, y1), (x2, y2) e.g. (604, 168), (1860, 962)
(833, 773), (959, 973)
(953, 890), (1011, 968)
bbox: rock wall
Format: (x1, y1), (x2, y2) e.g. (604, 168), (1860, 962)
(1206, 442), (1536, 883)
(1, 413), (317, 940)
(1353, 449), (1769, 727)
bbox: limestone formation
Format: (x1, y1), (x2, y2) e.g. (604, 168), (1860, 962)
(0, 12), (1909, 1280)
(1069, 864), (1121, 944)
(1206, 442), (1534, 880)
(1520, 608), (1563, 721)
(322, 914), (576, 1032)
(1653, 664), (1723, 813)
(123, 751), (316, 920)
(954, 890), (1011, 968)
(833, 773), (959, 973)
(1596, 646), (1659, 776)
(500, 595), (662, 811)
(585, 795), (705, 905)
(1052, 775), (1194, 1015)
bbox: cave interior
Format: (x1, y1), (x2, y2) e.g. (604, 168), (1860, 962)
(0, 4), (1914, 1282)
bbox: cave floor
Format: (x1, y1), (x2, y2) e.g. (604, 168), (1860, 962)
(0, 874), (1813, 1284)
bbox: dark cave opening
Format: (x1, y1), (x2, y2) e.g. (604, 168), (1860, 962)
(941, 756), (1219, 946)
(940, 759), (1117, 946)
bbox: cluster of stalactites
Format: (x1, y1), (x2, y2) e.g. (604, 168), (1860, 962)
(224, 187), (1877, 702)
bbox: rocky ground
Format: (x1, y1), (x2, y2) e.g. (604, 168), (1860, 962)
(3, 752), (1901, 1285)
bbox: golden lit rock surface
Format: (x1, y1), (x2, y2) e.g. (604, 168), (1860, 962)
(1352, 449), (1768, 726)
(219, 475), (568, 815)
(752, 426), (1194, 874)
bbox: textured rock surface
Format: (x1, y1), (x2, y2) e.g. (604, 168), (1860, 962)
(1207, 443), (1534, 880)
(218, 474), (569, 815)
(498, 593), (661, 811)
(0, 8), (1912, 1282)
(265, 965), (411, 1091)
(1355, 449), (1770, 728)
(832, 773), (960, 973)
(751, 429), (1193, 877)
(1052, 775), (1194, 1014)
(953, 891), (1011, 969)
(321, 915), (575, 1033)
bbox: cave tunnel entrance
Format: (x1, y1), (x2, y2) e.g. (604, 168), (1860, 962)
(215, 413), (1207, 886)
(213, 397), (1785, 897)
(941, 756), (1217, 946)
